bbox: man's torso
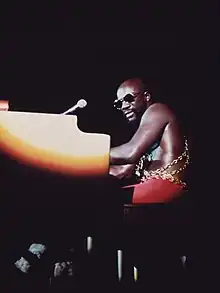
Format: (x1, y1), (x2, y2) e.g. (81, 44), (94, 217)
(124, 104), (190, 185)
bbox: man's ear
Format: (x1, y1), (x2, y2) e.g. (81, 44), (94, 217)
(144, 92), (151, 102)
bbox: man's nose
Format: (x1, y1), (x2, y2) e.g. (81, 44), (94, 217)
(121, 100), (130, 109)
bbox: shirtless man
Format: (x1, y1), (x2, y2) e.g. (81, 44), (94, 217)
(109, 77), (190, 204)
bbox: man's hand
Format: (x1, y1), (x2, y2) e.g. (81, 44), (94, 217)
(109, 164), (136, 180)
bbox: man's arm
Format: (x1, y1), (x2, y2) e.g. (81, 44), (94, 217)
(109, 104), (170, 165)
(109, 164), (136, 179)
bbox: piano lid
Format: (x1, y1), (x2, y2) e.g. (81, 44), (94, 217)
(0, 111), (110, 177)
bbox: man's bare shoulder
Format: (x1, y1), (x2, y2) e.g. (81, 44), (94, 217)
(141, 103), (175, 123)
(147, 102), (174, 114)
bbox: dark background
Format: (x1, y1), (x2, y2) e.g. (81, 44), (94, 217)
(0, 2), (216, 139)
(0, 2), (218, 289)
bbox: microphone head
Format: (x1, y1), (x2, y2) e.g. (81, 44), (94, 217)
(77, 99), (87, 108)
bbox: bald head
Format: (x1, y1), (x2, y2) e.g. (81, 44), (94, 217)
(116, 78), (145, 100)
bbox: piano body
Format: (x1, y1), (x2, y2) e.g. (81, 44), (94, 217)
(0, 108), (116, 213)
(0, 110), (110, 178)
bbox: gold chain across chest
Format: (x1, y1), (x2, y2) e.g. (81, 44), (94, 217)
(134, 138), (190, 187)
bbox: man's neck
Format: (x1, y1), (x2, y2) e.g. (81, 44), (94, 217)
(127, 102), (154, 134)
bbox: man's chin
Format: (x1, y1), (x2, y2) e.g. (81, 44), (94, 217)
(126, 116), (136, 123)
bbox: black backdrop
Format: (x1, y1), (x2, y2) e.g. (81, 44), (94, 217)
(0, 2), (211, 137)
(0, 3), (218, 289)
(0, 31), (195, 137)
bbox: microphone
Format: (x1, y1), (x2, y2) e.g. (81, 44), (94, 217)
(61, 99), (87, 115)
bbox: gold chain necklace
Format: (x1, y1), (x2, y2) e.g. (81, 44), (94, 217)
(135, 138), (190, 187)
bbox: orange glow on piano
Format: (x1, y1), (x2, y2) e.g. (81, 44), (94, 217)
(0, 100), (9, 111)
(0, 111), (110, 177)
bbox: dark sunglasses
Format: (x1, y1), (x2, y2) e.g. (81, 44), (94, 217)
(113, 94), (135, 109)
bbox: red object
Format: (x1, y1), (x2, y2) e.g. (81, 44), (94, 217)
(123, 178), (185, 204)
